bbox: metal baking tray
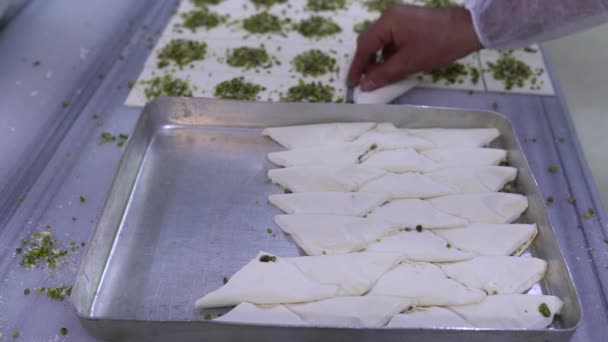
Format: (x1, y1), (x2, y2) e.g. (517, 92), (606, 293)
(71, 97), (581, 342)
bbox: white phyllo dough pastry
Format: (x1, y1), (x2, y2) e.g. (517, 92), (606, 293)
(215, 303), (308, 326)
(195, 252), (337, 309)
(275, 214), (398, 255)
(368, 262), (486, 306)
(286, 296), (414, 328)
(406, 128), (500, 148)
(428, 193), (528, 223)
(268, 192), (389, 217)
(366, 230), (475, 262)
(434, 224), (538, 256)
(263, 122), (376, 149)
(448, 294), (563, 329)
(386, 307), (474, 328)
(268, 165), (385, 193)
(367, 199), (468, 229)
(438, 256), (547, 295)
(267, 143), (372, 167)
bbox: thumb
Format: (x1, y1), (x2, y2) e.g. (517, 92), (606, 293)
(360, 51), (415, 92)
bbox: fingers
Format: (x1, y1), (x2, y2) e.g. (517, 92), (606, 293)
(360, 50), (415, 91)
(347, 19), (391, 87)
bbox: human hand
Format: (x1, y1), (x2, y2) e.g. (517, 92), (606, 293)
(347, 5), (482, 91)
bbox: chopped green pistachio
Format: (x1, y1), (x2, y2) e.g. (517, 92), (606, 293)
(307, 0), (346, 11)
(243, 13), (283, 34)
(18, 196), (25, 202)
(548, 165), (557, 173)
(353, 20), (373, 33)
(16, 247), (22, 254)
(416, 225), (423, 232)
(62, 101), (70, 108)
(60, 328), (68, 336)
(192, 0), (224, 6)
(568, 197), (576, 204)
(259, 254), (277, 262)
(523, 47), (538, 53)
(322, 250), (327, 255)
(501, 181), (515, 193)
(227, 46), (271, 69)
(32, 60), (41, 67)
(296, 16), (341, 38)
(223, 277), (229, 284)
(20, 231), (69, 269)
(214, 77), (265, 101)
(559, 137), (566, 142)
(204, 313), (212, 320)
(284, 188), (293, 194)
(99, 132), (116, 144)
(92, 114), (99, 119)
(546, 196), (554, 204)
(80, 196), (86, 203)
(492, 289), (498, 295)
(282, 80), (334, 103)
(12, 330), (19, 338)
(127, 81), (136, 89)
(181, 8), (226, 31)
(584, 209), (595, 219)
(142, 74), (193, 99)
(292, 49), (337, 76)
(119, 134), (129, 140)
(370, 144), (378, 150)
(24, 288), (30, 295)
(45, 285), (73, 301)
(487, 52), (534, 90)
(157, 39), (207, 68)
(446, 243), (452, 249)
(419, 0), (459, 7)
(250, 0), (287, 7)
(266, 228), (273, 234)
(21, 238), (28, 245)
(365, 0), (402, 11)
(491, 102), (499, 111)
(538, 303), (551, 317)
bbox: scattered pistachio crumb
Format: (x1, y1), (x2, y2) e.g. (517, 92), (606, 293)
(584, 209), (595, 219)
(223, 277), (228, 284)
(243, 12), (283, 34)
(18, 196), (25, 202)
(307, 0), (345, 11)
(568, 197), (576, 204)
(266, 228), (273, 234)
(322, 250), (327, 255)
(292, 49), (337, 76)
(416, 225), (423, 232)
(214, 77), (265, 101)
(226, 46), (271, 70)
(181, 8), (226, 31)
(491, 102), (499, 111)
(19, 231), (69, 269)
(12, 329), (19, 338)
(546, 196), (554, 204)
(296, 16), (341, 38)
(548, 165), (557, 173)
(446, 243), (452, 249)
(259, 254), (277, 262)
(45, 285), (73, 301)
(60, 327), (68, 336)
(204, 313), (212, 320)
(157, 39), (207, 68)
(24, 288), (30, 295)
(15, 247), (22, 254)
(62, 101), (70, 108)
(80, 196), (86, 203)
(538, 303), (551, 317)
(492, 289), (498, 295)
(559, 137), (566, 142)
(142, 74), (193, 99)
(487, 51), (534, 90)
(284, 188), (292, 194)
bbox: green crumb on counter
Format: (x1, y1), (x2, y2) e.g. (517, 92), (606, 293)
(353, 20), (372, 33)
(250, 0), (287, 7)
(365, 0), (402, 11)
(62, 101), (70, 108)
(243, 12), (283, 34)
(416, 225), (423, 232)
(157, 39), (207, 68)
(223, 277), (228, 284)
(227, 46), (271, 69)
(568, 197), (576, 204)
(284, 188), (293, 194)
(181, 8), (226, 31)
(430, 63), (479, 85)
(446, 243), (452, 249)
(20, 231), (69, 269)
(79, 196), (86, 203)
(548, 165), (557, 173)
(281, 80), (334, 103)
(45, 285), (73, 301)
(60, 327), (68, 336)
(18, 196), (25, 202)
(538, 303), (551, 317)
(12, 329), (19, 338)
(307, 0), (346, 11)
(142, 74), (193, 99)
(420, 0), (460, 7)
(292, 49), (337, 76)
(487, 52), (534, 90)
(523, 47), (538, 53)
(322, 250), (327, 255)
(24, 288), (30, 295)
(127, 81), (136, 89)
(559, 137), (566, 142)
(192, 0), (225, 6)
(204, 313), (212, 320)
(492, 289), (498, 295)
(259, 254), (277, 262)
(584, 209), (595, 219)
(296, 16), (341, 38)
(546, 196), (554, 204)
(266, 228), (273, 234)
(15, 247), (22, 254)
(214, 77), (265, 101)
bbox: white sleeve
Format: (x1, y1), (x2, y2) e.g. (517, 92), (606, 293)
(466, 0), (608, 49)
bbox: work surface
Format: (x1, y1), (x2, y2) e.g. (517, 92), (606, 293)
(0, 0), (607, 341)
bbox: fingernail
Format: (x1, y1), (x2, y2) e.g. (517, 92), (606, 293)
(361, 78), (376, 92)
